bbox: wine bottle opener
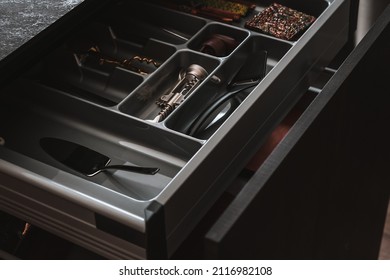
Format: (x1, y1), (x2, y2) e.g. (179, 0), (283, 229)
(151, 64), (208, 122)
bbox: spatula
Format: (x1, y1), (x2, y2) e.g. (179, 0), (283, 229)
(40, 137), (159, 176)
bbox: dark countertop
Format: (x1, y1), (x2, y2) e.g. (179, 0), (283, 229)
(0, 0), (83, 61)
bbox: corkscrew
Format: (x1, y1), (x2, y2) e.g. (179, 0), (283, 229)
(151, 64), (208, 122)
(77, 46), (161, 75)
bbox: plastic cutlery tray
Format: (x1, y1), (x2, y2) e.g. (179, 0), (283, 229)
(0, 0), (351, 259)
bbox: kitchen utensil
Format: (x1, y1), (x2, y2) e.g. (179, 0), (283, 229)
(40, 137), (159, 176)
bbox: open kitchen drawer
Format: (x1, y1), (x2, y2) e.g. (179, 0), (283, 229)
(204, 4), (390, 259)
(0, 0), (351, 259)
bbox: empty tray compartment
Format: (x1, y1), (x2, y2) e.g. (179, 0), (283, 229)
(100, 0), (207, 45)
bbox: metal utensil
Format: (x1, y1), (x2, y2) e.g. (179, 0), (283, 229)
(151, 64), (208, 122)
(40, 137), (159, 176)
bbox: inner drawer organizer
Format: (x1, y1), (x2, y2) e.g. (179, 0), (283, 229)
(0, 0), (351, 259)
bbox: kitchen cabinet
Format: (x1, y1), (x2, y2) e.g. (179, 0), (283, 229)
(0, 0), (367, 259)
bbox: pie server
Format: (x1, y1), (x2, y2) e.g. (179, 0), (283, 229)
(40, 137), (159, 176)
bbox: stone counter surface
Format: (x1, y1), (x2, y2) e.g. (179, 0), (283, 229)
(0, 0), (83, 60)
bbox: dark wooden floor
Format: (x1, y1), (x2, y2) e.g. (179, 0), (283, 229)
(379, 202), (390, 259)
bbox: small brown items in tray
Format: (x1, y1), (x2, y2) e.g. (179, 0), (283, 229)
(199, 0), (250, 17)
(200, 34), (238, 56)
(158, 0), (256, 22)
(77, 46), (161, 75)
(245, 3), (316, 41)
